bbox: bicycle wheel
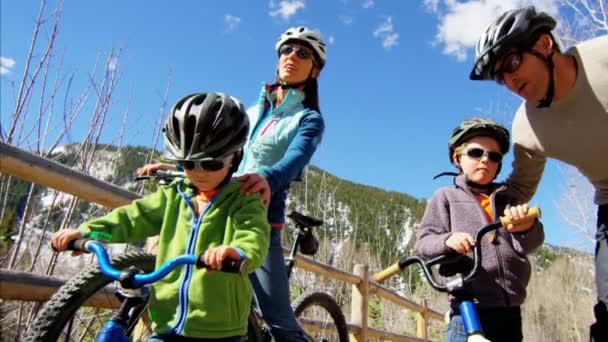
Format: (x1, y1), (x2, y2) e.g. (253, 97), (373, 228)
(25, 252), (156, 342)
(292, 291), (349, 342)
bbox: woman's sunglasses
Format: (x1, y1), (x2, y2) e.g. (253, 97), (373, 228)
(178, 157), (230, 172)
(464, 147), (503, 163)
(493, 51), (523, 85)
(279, 44), (313, 60)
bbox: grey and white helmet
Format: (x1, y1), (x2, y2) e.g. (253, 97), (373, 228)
(470, 6), (556, 80)
(163, 92), (249, 161)
(276, 26), (327, 69)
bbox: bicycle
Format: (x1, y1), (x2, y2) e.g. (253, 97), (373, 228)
(248, 210), (350, 342)
(27, 171), (349, 341)
(373, 207), (540, 342)
(25, 239), (246, 341)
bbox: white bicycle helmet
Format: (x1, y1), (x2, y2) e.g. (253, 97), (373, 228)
(275, 26), (326, 69)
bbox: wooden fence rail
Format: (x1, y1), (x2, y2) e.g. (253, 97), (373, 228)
(0, 141), (445, 341)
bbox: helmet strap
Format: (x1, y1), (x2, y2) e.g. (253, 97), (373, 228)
(529, 48), (556, 108)
(465, 175), (494, 194)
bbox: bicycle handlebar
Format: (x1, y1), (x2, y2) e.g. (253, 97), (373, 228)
(134, 170), (184, 182)
(373, 207), (541, 291)
(67, 239), (247, 288)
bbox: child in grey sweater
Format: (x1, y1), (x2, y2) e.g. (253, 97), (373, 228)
(415, 118), (544, 342)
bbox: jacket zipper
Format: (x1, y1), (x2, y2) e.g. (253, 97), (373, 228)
(172, 184), (222, 335)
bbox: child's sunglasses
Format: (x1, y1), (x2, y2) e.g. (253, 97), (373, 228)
(464, 147), (503, 163)
(178, 158), (228, 172)
(493, 51), (523, 85)
(279, 44), (313, 60)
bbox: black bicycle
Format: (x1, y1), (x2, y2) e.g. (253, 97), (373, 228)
(26, 171), (349, 341)
(373, 207), (540, 342)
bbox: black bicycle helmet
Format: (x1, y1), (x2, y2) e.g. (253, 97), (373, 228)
(163, 92), (249, 161)
(448, 118), (510, 165)
(470, 6), (557, 81)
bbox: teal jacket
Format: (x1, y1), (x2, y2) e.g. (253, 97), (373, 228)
(238, 83), (324, 224)
(77, 178), (270, 338)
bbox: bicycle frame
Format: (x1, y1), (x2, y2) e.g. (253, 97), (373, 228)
(373, 207), (540, 342)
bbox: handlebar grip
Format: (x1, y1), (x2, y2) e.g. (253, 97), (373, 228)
(67, 239), (91, 253)
(373, 263), (401, 283)
(195, 254), (247, 275)
(499, 206), (541, 227)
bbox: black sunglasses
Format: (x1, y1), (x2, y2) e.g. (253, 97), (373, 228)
(279, 44), (313, 60)
(493, 51), (523, 85)
(464, 147), (503, 163)
(178, 158), (228, 172)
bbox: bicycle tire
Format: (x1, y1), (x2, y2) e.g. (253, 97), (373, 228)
(292, 291), (349, 342)
(25, 252), (156, 342)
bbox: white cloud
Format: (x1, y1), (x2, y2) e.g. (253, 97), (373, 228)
(425, 0), (560, 61)
(423, 0), (440, 13)
(269, 0), (305, 20)
(373, 16), (399, 50)
(1, 56), (16, 75)
(362, 0), (374, 9)
(329, 36), (335, 44)
(224, 14), (242, 32)
(340, 15), (354, 25)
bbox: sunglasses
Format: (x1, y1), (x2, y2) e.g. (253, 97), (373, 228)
(493, 51), (523, 85)
(279, 44), (313, 60)
(464, 147), (503, 163)
(178, 156), (231, 172)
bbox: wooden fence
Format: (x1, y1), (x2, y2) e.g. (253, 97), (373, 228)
(0, 141), (445, 341)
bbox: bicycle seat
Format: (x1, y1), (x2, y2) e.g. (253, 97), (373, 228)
(287, 211), (323, 228)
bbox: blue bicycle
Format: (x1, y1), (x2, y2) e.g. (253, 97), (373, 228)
(373, 207), (540, 342)
(26, 171), (349, 341)
(25, 239), (246, 341)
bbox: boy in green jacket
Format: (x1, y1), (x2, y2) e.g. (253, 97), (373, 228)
(52, 92), (270, 341)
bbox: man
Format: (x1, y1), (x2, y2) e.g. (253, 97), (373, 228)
(470, 6), (607, 341)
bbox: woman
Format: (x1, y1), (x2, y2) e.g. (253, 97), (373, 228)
(138, 26), (326, 341)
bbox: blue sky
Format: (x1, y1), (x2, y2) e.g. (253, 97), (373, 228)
(1, 0), (600, 251)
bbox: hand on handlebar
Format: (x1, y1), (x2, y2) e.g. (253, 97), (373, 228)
(503, 203), (535, 233)
(445, 232), (476, 255)
(136, 162), (177, 177)
(203, 245), (242, 271)
(51, 229), (84, 256)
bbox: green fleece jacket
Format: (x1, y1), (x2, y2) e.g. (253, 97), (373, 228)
(77, 178), (270, 338)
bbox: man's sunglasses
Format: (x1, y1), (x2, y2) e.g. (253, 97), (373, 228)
(464, 147), (503, 163)
(279, 44), (313, 60)
(178, 157), (229, 172)
(493, 51), (523, 85)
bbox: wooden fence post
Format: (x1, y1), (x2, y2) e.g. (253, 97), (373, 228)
(416, 299), (428, 340)
(350, 264), (369, 341)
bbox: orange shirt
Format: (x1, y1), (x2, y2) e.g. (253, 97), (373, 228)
(475, 193), (494, 223)
(195, 189), (219, 216)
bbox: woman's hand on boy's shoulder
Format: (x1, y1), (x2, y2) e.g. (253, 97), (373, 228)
(503, 203), (535, 233)
(238, 173), (270, 207)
